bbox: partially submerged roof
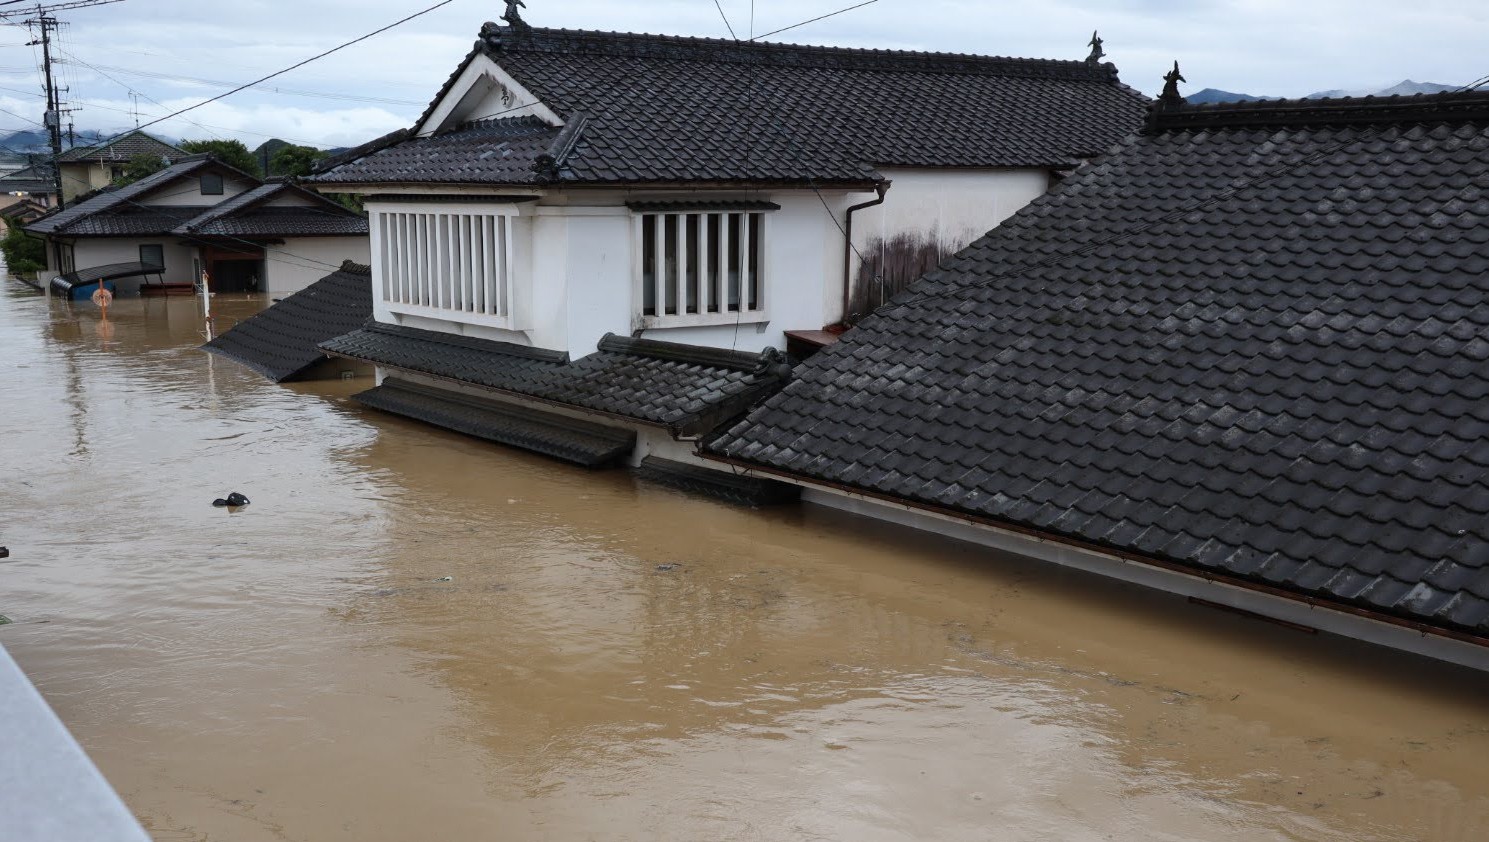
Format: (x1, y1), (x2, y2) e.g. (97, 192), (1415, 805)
(50, 261), (165, 297)
(315, 24), (1149, 187)
(203, 261), (373, 382)
(709, 89), (1489, 640)
(320, 325), (790, 436)
(26, 158), (366, 239)
(57, 130), (182, 164)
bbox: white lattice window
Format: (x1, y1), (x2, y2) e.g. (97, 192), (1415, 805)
(635, 209), (767, 328)
(375, 206), (527, 329)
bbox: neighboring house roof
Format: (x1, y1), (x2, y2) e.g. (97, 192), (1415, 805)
(26, 157), (366, 240)
(26, 156), (223, 235)
(320, 324), (791, 437)
(314, 25), (1150, 187)
(708, 90), (1489, 641)
(177, 182), (367, 238)
(56, 130), (183, 164)
(203, 261), (374, 382)
(0, 163), (57, 195)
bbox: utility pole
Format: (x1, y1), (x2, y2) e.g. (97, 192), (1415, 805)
(12, 0), (130, 209)
(32, 10), (65, 207)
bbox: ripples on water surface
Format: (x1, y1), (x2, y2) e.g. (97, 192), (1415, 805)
(0, 282), (1486, 841)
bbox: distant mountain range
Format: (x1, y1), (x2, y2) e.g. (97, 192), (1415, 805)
(1188, 80), (1461, 106)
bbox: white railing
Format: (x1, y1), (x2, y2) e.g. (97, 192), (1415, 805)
(635, 211), (766, 328)
(375, 207), (525, 329)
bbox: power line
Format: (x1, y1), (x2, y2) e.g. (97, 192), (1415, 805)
(710, 0), (737, 40)
(56, 59), (427, 108)
(752, 0), (879, 41)
(120, 0), (456, 139)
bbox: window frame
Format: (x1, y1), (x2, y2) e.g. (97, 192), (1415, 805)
(631, 208), (770, 330)
(370, 202), (532, 332)
(200, 173), (225, 196)
(138, 243), (165, 268)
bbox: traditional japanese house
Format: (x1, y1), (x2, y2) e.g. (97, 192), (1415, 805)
(308, 10), (1148, 485)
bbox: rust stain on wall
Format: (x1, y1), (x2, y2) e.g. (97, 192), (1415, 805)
(849, 232), (958, 322)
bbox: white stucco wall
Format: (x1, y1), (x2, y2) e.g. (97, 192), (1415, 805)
(360, 172), (1052, 360)
(846, 168), (1051, 316)
(264, 237), (371, 295)
(150, 174), (257, 207)
(68, 238), (198, 291)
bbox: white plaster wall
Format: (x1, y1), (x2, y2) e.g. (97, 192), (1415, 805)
(264, 237), (370, 295)
(561, 207), (631, 358)
(846, 168), (1051, 313)
(70, 238), (198, 290)
(149, 175), (257, 207)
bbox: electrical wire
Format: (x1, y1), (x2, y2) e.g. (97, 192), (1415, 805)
(751, 0), (879, 41)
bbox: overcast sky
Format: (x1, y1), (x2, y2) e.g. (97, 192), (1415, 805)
(0, 0), (1483, 149)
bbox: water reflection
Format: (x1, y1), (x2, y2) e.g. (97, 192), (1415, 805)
(0, 279), (1486, 842)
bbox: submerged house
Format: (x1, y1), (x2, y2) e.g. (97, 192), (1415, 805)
(707, 85), (1489, 671)
(27, 155), (369, 298)
(308, 13), (1148, 477)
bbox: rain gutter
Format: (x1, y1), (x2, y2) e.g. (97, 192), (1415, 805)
(841, 180), (891, 324)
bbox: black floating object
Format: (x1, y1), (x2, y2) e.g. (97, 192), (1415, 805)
(0, 547), (9, 559)
(213, 493), (252, 508)
(212, 499), (230, 508)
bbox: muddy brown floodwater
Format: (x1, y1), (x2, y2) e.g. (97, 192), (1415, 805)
(1, 280), (1487, 842)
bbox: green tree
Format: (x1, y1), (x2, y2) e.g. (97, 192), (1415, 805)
(1, 221), (47, 275)
(113, 153), (169, 187)
(269, 144), (328, 178)
(178, 139), (262, 177)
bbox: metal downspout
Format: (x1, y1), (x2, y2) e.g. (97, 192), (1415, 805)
(841, 180), (891, 325)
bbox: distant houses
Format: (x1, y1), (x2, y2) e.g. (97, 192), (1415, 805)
(305, 14), (1146, 480)
(26, 154), (369, 298)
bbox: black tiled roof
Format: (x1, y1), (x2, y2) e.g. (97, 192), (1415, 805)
(320, 324), (790, 435)
(57, 130), (182, 163)
(354, 379), (636, 467)
(203, 262), (373, 382)
(708, 91), (1489, 639)
(313, 117), (562, 185)
(315, 26), (1149, 187)
(26, 156), (219, 235)
(54, 205), (205, 237)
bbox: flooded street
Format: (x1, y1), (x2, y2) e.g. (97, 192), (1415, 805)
(1, 278), (1486, 841)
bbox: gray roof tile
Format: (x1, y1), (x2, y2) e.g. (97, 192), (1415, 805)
(203, 262), (373, 382)
(708, 91), (1489, 638)
(320, 324), (789, 435)
(315, 26), (1149, 187)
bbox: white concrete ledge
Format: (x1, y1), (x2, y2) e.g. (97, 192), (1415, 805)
(0, 643), (150, 842)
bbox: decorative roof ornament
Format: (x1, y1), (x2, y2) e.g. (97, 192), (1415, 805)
(1086, 31), (1105, 64)
(1160, 60), (1187, 105)
(502, 0), (527, 27)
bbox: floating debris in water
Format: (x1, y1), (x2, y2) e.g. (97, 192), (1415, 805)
(0, 547), (8, 559)
(433, 576), (454, 583)
(0, 615), (10, 626)
(656, 564), (682, 572)
(212, 493), (252, 508)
